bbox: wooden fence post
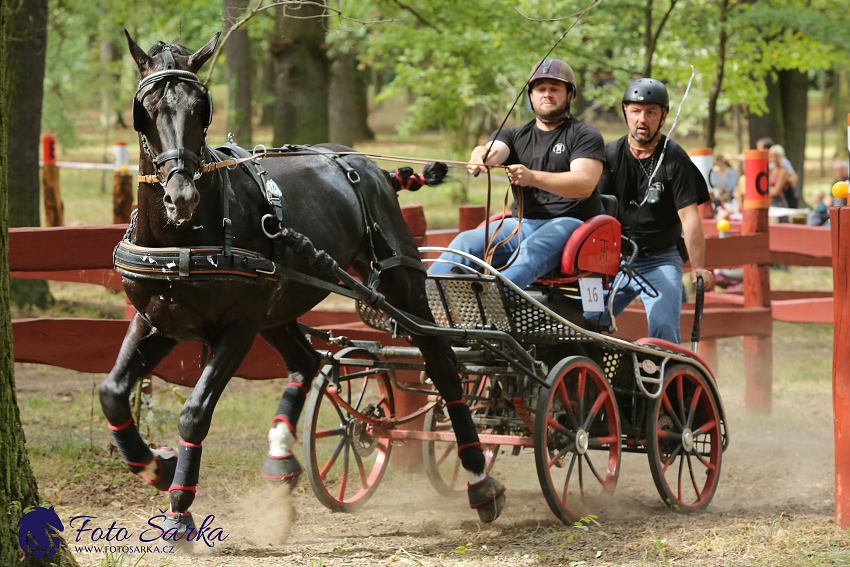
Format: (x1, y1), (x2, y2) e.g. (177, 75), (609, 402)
(832, 116), (850, 531)
(458, 205), (487, 232)
(742, 149), (772, 415)
(112, 141), (133, 224)
(41, 135), (64, 227)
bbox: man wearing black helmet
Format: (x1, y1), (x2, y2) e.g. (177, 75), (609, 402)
(589, 78), (713, 344)
(428, 59), (606, 289)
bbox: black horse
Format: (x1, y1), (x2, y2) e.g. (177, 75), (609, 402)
(99, 31), (506, 535)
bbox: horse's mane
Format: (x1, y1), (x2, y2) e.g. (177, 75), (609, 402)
(147, 41), (191, 58)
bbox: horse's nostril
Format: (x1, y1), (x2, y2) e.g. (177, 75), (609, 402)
(192, 193), (200, 207)
(164, 194), (174, 206)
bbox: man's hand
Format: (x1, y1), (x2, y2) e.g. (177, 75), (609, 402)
(468, 148), (496, 176)
(690, 267), (714, 291)
(506, 164), (532, 186)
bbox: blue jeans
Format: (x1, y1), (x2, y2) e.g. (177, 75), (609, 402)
(585, 250), (684, 344)
(427, 217), (584, 290)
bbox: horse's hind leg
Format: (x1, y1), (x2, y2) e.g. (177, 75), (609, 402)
(100, 315), (179, 490)
(259, 321), (322, 485)
(374, 267), (506, 522)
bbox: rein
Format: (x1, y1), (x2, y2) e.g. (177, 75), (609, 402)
(138, 147), (508, 184)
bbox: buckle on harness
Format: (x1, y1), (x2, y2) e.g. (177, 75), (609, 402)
(347, 170), (360, 184)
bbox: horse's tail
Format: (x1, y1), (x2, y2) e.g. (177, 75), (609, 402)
(385, 162), (448, 192)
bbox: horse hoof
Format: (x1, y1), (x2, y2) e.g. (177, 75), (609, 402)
(156, 510), (196, 551)
(262, 452), (302, 487)
(468, 475), (506, 523)
(145, 448), (177, 492)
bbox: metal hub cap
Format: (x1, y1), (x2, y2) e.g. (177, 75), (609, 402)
(576, 429), (589, 455)
(681, 428), (694, 452)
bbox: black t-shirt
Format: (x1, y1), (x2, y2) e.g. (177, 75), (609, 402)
(597, 135), (710, 255)
(490, 117), (605, 220)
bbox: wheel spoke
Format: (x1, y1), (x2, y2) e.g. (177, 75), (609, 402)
(687, 454), (701, 501)
(582, 391), (608, 431)
(548, 443), (576, 469)
(547, 417), (576, 438)
(677, 449), (685, 502)
(319, 436), (346, 479)
(351, 444), (368, 490)
(694, 418), (717, 436)
(556, 380), (580, 431)
(435, 443), (455, 467)
(578, 451), (585, 500)
(582, 452), (606, 487)
(314, 426), (345, 440)
(693, 447), (717, 472)
(686, 384), (703, 429)
(676, 376), (686, 425)
(577, 367), (587, 424)
(327, 390), (348, 423)
(353, 375), (368, 412)
(655, 429), (682, 442)
(661, 443), (683, 474)
(661, 393), (685, 431)
(561, 453), (577, 506)
(338, 442), (350, 501)
(449, 454), (461, 489)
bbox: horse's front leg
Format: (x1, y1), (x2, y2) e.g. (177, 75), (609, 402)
(165, 321), (256, 529)
(100, 314), (179, 488)
(259, 321), (322, 485)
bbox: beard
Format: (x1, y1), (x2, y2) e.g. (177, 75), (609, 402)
(630, 123), (656, 144)
(533, 99), (569, 123)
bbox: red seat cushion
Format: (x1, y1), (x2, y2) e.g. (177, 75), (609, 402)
(634, 337), (717, 385)
(560, 215), (621, 276)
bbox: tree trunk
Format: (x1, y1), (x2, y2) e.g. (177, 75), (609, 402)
(259, 52), (276, 126)
(747, 73), (784, 148)
(271, 1), (329, 146)
(704, 0), (729, 149)
(6, 0), (51, 309)
(328, 48), (374, 147)
(224, 0), (253, 146)
(778, 68), (808, 194)
(98, 38), (120, 129)
(832, 65), (850, 158)
(1, 4), (75, 564)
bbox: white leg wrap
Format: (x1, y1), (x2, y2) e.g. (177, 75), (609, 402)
(469, 471), (487, 484)
(268, 421), (296, 457)
(139, 459), (159, 482)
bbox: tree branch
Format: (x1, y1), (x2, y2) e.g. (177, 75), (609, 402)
(387, 0), (441, 33)
(205, 0), (399, 82)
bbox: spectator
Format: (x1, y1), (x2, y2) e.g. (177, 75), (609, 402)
(835, 159), (849, 184)
(768, 145), (791, 208)
(710, 152), (738, 203)
(809, 189), (830, 226)
(757, 137), (798, 187)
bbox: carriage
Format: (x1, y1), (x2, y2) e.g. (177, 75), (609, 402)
(296, 214), (729, 524)
(107, 32), (728, 533)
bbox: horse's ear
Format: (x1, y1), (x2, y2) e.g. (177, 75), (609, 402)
(187, 32), (221, 73)
(125, 29), (152, 74)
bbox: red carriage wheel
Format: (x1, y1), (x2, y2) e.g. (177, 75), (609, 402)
(303, 348), (394, 512)
(534, 356), (621, 524)
(646, 364), (722, 511)
(421, 374), (500, 496)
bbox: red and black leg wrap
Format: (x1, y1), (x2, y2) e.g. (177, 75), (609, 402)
(170, 439), (201, 494)
(273, 381), (308, 434)
(108, 418), (153, 473)
(388, 168), (426, 192)
(445, 399), (485, 474)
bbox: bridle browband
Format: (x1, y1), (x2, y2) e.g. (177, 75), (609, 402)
(133, 59), (213, 189)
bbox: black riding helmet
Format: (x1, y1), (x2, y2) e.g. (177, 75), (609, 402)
(622, 78), (669, 114)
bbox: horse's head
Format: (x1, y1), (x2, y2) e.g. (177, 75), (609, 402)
(126, 30), (220, 224)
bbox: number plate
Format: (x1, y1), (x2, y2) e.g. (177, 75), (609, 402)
(578, 277), (604, 312)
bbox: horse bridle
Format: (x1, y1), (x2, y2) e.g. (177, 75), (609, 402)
(133, 46), (213, 188)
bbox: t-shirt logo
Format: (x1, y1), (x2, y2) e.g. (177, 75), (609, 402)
(552, 143), (565, 154)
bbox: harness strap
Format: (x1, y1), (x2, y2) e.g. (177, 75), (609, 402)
(374, 255), (427, 274)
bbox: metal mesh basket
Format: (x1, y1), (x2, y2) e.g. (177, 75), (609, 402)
(502, 288), (590, 344)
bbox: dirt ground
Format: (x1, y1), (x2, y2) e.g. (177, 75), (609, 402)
(14, 361), (845, 566)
